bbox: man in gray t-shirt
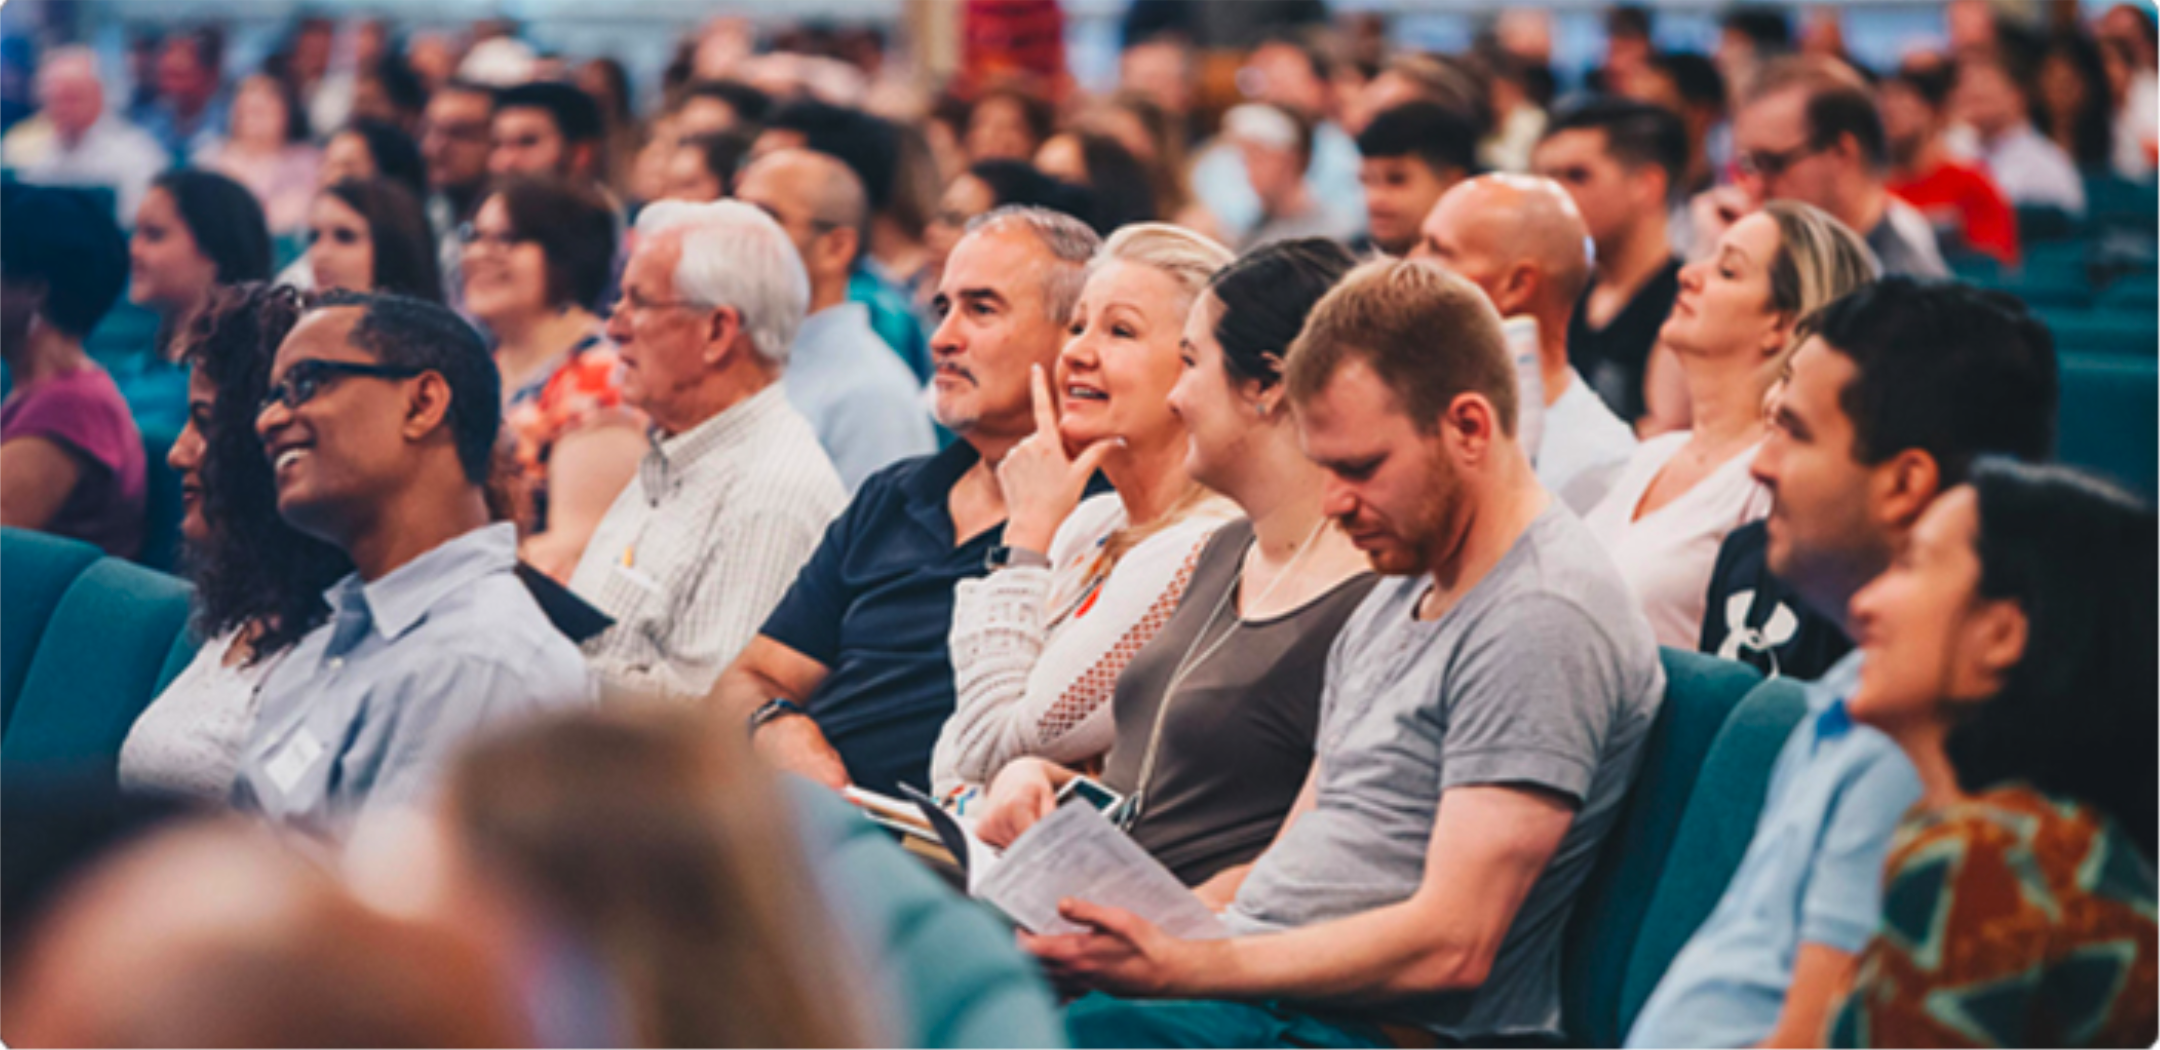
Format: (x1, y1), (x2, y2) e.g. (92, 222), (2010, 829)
(1023, 259), (1664, 1048)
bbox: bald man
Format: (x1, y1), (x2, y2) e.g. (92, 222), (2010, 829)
(1414, 174), (1636, 509)
(1, 48), (168, 219)
(735, 149), (934, 492)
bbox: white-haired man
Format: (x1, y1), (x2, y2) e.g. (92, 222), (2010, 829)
(568, 199), (846, 701)
(1, 47), (168, 219)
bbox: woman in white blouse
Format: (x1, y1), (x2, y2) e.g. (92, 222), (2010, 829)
(931, 224), (1238, 793)
(1583, 201), (1878, 649)
(117, 284), (352, 799)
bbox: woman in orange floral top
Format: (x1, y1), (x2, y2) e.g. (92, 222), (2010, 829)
(463, 176), (645, 580)
(1832, 460), (2155, 1048)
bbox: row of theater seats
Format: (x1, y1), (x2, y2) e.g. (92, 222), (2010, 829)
(1, 523), (1812, 1047)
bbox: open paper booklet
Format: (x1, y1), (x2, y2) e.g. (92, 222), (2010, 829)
(843, 785), (1228, 940)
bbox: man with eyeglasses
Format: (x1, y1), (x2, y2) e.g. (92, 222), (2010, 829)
(236, 291), (593, 846)
(734, 148), (934, 494)
(1697, 56), (1948, 278)
(565, 199), (845, 702)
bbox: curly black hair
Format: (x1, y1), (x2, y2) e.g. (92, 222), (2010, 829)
(177, 282), (353, 660)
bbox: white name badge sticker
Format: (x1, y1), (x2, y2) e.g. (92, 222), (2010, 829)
(263, 726), (327, 796)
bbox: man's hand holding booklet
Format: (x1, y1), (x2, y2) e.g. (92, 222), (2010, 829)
(841, 784), (1228, 941)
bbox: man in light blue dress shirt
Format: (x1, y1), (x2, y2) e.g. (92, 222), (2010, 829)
(1626, 279), (2060, 1046)
(237, 291), (593, 843)
(736, 148), (936, 493)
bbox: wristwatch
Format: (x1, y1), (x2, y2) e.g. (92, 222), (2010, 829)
(748, 697), (809, 736)
(985, 544), (1051, 571)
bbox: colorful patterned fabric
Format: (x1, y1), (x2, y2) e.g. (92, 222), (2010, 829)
(502, 334), (638, 529)
(1831, 784), (2158, 1048)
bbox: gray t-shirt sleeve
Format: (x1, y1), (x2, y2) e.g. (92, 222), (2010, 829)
(1437, 593), (1625, 806)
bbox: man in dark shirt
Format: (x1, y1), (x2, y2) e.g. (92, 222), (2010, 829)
(1704, 277), (2057, 683)
(705, 206), (1099, 794)
(1537, 98), (1688, 425)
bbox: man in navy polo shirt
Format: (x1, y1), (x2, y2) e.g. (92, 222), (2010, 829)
(705, 206), (1100, 794)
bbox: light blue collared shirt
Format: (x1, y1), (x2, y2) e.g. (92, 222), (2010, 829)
(235, 523), (595, 842)
(783, 302), (936, 494)
(1625, 651), (1923, 1048)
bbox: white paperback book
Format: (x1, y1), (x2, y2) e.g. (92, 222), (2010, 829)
(898, 784), (1229, 940)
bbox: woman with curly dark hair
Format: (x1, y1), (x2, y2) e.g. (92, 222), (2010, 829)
(117, 282), (352, 800)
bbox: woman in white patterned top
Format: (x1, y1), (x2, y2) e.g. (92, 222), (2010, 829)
(931, 224), (1239, 793)
(118, 284), (352, 799)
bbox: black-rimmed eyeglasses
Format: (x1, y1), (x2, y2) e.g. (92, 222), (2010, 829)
(259, 359), (427, 415)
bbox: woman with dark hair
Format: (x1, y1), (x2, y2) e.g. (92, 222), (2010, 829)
(1036, 129), (1162, 234)
(194, 73), (319, 234)
(965, 85), (1057, 163)
(2034, 31), (2117, 171)
(318, 117), (429, 202)
(1830, 460), (2156, 1048)
(970, 238), (1375, 893)
(461, 176), (642, 579)
(129, 169), (274, 358)
(440, 705), (877, 1046)
(118, 283), (352, 799)
(306, 177), (442, 302)
(1, 186), (145, 557)
(575, 56), (641, 199)
(925, 160), (1094, 294)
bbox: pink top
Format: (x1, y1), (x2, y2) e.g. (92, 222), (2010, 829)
(1, 365), (147, 557)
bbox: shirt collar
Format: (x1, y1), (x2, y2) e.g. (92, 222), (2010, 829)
(901, 439), (986, 539)
(792, 302), (872, 362)
(322, 522), (520, 644)
(1807, 650), (1869, 746)
(641, 384), (786, 500)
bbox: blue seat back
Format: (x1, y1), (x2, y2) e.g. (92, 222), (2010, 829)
(2057, 351), (2159, 500)
(0, 528), (104, 735)
(3, 559), (194, 782)
(1615, 677), (1810, 1039)
(137, 419), (186, 572)
(1561, 649), (1762, 1046)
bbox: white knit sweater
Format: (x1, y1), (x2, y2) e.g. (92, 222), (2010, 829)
(931, 492), (1236, 793)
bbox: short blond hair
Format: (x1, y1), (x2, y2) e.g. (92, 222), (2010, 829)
(1094, 222), (1234, 310)
(1284, 258), (1516, 436)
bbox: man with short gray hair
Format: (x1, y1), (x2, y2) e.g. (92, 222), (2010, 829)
(1, 47), (169, 219)
(567, 199), (846, 701)
(704, 205), (1100, 794)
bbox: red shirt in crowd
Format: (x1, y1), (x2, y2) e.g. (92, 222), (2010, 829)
(1890, 160), (2021, 266)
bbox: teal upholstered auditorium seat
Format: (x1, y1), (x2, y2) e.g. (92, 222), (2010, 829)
(1561, 650), (1763, 1047)
(3, 557), (194, 780)
(2056, 350), (2159, 499)
(1613, 678), (1810, 1040)
(789, 779), (1066, 1048)
(137, 419), (186, 573)
(2038, 309), (2158, 357)
(0, 528), (104, 735)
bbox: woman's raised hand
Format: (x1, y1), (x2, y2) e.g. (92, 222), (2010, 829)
(996, 364), (1121, 553)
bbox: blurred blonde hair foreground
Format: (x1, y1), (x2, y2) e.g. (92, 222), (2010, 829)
(443, 700), (880, 1048)
(7, 817), (529, 1047)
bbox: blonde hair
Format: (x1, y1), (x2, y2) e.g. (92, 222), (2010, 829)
(1094, 222), (1235, 308)
(1087, 223), (1235, 566)
(445, 704), (877, 1048)
(1761, 200), (1881, 362)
